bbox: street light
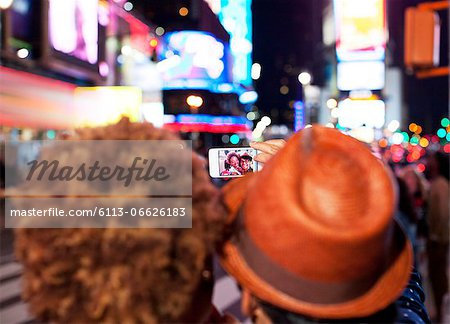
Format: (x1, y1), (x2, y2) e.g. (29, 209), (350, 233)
(298, 72), (311, 85)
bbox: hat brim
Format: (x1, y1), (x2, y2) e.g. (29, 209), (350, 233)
(219, 174), (413, 320)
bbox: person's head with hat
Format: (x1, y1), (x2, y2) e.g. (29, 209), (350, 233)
(219, 126), (414, 323)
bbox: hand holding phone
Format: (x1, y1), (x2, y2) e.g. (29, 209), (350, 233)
(250, 139), (286, 164)
(208, 147), (259, 178)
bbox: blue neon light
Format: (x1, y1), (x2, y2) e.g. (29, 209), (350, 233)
(294, 101), (305, 132)
(218, 0), (253, 86)
(176, 114), (251, 127)
(160, 31), (232, 91)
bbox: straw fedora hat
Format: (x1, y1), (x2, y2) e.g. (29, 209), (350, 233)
(220, 126), (413, 319)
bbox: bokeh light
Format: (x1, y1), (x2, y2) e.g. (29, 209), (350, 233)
(379, 138), (388, 148)
(186, 95), (203, 108)
(437, 128), (446, 138)
(411, 151), (420, 160)
(298, 72), (311, 85)
(392, 132), (403, 145)
(99, 62), (109, 77)
(402, 132), (409, 142)
(46, 130), (56, 140)
(419, 137), (429, 147)
(124, 2), (133, 11)
(155, 27), (165, 36)
(251, 63), (261, 80)
(417, 163), (426, 173)
(280, 85), (289, 95)
(387, 120), (399, 132)
(149, 38), (158, 48)
(326, 98), (337, 109)
(441, 117), (450, 127)
(410, 135), (419, 145)
(261, 116), (272, 126)
(17, 48), (29, 59)
(246, 112), (256, 120)
(230, 134), (240, 145)
(414, 125), (422, 134)
(179, 7), (189, 16)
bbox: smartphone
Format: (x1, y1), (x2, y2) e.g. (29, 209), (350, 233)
(208, 147), (259, 178)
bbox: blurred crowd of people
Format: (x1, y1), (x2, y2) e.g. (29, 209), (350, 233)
(1, 119), (449, 323)
(395, 151), (449, 323)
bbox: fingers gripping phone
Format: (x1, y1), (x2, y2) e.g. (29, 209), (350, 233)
(208, 147), (259, 178)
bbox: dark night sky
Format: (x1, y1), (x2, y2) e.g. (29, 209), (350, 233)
(252, 0), (325, 123)
(251, 0), (449, 132)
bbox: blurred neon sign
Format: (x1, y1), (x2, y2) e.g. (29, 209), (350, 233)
(337, 61), (385, 90)
(48, 0), (98, 64)
(159, 31), (230, 90)
(334, 0), (386, 61)
(337, 99), (385, 129)
(218, 0), (253, 86)
(74, 86), (142, 127)
(176, 114), (250, 126)
(294, 101), (305, 132)
(164, 114), (252, 133)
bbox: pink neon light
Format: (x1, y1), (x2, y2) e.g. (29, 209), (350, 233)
(48, 0), (98, 64)
(164, 123), (251, 134)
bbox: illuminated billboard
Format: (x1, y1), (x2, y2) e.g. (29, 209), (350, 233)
(48, 0), (98, 64)
(218, 0), (253, 86)
(337, 61), (385, 90)
(337, 99), (385, 129)
(334, 0), (386, 61)
(74, 87), (142, 127)
(159, 31), (232, 91)
(41, 0), (105, 81)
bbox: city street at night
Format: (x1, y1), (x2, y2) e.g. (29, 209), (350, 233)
(0, 0), (449, 323)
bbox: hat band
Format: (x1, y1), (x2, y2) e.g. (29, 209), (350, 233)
(232, 208), (400, 305)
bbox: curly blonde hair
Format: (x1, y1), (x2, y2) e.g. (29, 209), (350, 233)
(15, 118), (226, 323)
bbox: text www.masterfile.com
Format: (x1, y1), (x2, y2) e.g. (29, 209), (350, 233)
(10, 207), (187, 217)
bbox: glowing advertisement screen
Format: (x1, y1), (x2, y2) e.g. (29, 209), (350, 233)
(74, 87), (142, 127)
(48, 0), (98, 64)
(159, 31), (231, 90)
(338, 99), (385, 129)
(218, 0), (253, 86)
(334, 0), (386, 61)
(337, 61), (385, 90)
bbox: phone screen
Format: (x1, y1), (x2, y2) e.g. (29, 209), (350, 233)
(208, 147), (258, 178)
